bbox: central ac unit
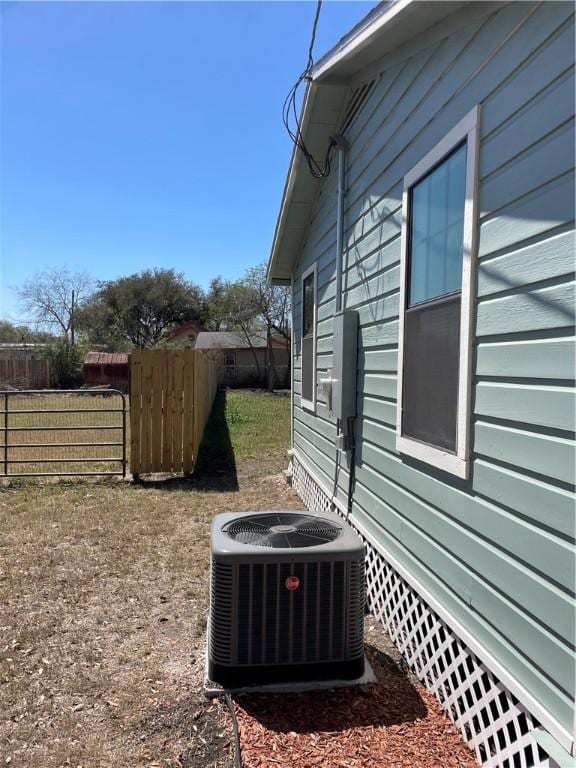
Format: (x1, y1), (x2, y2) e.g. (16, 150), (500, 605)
(208, 510), (365, 687)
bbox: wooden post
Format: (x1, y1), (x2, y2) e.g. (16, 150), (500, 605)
(130, 350), (143, 477)
(182, 350), (195, 475)
(161, 351), (173, 473)
(172, 350), (184, 474)
(151, 350), (163, 471)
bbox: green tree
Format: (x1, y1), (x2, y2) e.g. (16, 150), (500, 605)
(42, 338), (86, 388)
(78, 268), (206, 348)
(0, 320), (54, 344)
(204, 276), (230, 331)
(205, 265), (292, 389)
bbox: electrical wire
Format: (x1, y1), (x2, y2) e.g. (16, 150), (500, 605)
(222, 692), (243, 768)
(282, 0), (337, 179)
(346, 417), (356, 522)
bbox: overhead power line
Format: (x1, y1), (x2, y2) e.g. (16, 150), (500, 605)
(282, 0), (336, 179)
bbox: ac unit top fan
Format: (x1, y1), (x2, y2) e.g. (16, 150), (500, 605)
(213, 510), (363, 561)
(209, 510), (365, 687)
(222, 512), (342, 549)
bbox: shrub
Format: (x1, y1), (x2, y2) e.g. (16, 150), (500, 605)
(42, 339), (86, 389)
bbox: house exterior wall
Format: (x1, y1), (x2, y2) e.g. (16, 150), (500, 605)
(204, 347), (290, 387)
(290, 0), (575, 755)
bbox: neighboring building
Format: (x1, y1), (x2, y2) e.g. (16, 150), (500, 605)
(163, 319), (204, 347)
(194, 331), (290, 388)
(0, 344), (51, 389)
(83, 352), (130, 391)
(268, 3), (575, 767)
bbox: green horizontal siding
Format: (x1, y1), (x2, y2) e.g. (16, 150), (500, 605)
(477, 229), (575, 297)
(290, 0), (576, 743)
(475, 382), (575, 432)
(476, 338), (575, 379)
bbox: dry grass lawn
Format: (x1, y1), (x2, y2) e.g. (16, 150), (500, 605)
(1, 388), (475, 768)
(0, 390), (298, 767)
(1, 390), (126, 477)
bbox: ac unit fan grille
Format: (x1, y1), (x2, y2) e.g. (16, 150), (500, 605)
(223, 513), (342, 548)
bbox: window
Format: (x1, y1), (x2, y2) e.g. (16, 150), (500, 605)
(301, 264), (317, 411)
(396, 106), (480, 479)
(224, 351), (236, 375)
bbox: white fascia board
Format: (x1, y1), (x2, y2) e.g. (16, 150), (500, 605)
(311, 0), (411, 82)
(267, 83), (347, 284)
(267, 83), (317, 285)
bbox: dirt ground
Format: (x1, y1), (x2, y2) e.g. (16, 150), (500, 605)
(0, 468), (301, 768)
(0, 391), (297, 768)
(0, 390), (475, 767)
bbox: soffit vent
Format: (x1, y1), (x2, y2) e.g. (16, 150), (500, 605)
(340, 79), (376, 135)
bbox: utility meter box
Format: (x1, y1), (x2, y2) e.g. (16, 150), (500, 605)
(331, 309), (358, 423)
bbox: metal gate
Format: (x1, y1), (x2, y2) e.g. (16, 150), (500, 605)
(0, 389), (127, 478)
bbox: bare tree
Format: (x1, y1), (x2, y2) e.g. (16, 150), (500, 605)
(243, 263), (291, 390)
(16, 267), (94, 344)
(221, 283), (263, 383)
(206, 265), (292, 390)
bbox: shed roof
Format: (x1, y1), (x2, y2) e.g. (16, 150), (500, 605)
(267, 0), (467, 283)
(84, 352), (129, 365)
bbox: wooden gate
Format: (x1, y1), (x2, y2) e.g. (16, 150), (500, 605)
(129, 349), (218, 477)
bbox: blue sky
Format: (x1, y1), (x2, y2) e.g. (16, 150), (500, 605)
(0, 0), (375, 323)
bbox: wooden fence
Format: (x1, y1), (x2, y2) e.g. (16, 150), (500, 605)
(129, 349), (218, 476)
(0, 351), (51, 389)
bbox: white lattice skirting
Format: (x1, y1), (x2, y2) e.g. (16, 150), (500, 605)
(291, 453), (561, 768)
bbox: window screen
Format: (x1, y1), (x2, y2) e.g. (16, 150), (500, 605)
(403, 297), (461, 451)
(301, 270), (315, 406)
(402, 144), (467, 453)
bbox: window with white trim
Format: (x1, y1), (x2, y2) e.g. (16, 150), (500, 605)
(396, 106), (480, 479)
(301, 264), (317, 411)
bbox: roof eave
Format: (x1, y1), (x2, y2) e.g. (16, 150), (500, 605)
(267, 81), (348, 284)
(267, 0), (471, 283)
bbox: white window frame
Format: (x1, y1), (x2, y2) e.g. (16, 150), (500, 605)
(396, 105), (480, 479)
(300, 262), (317, 413)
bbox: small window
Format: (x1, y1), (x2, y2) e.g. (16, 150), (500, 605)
(301, 264), (316, 411)
(396, 107), (479, 478)
(224, 351), (236, 374)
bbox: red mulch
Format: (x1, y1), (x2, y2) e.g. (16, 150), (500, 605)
(230, 645), (477, 768)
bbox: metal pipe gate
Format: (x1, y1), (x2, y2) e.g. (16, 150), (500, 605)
(0, 389), (127, 478)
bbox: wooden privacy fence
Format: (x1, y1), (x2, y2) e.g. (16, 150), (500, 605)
(0, 351), (51, 389)
(129, 349), (218, 476)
